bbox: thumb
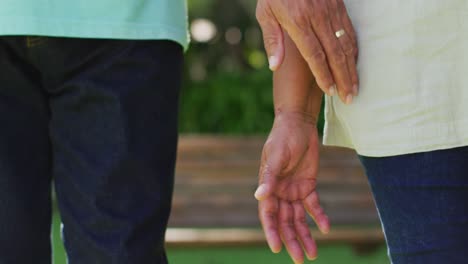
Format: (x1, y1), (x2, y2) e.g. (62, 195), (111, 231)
(258, 13), (285, 71)
(255, 143), (289, 201)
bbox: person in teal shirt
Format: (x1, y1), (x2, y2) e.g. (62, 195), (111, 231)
(0, 1), (189, 263)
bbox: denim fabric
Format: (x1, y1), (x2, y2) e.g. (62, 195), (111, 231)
(359, 146), (468, 264)
(0, 37), (183, 263)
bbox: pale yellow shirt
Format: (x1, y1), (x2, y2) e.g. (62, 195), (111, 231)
(323, 0), (468, 157)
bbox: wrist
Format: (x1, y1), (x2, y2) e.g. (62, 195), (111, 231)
(274, 107), (318, 125)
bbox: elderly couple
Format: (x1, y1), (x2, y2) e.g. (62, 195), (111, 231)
(0, 0), (466, 263)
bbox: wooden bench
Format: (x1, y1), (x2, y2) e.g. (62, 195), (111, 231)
(167, 135), (384, 253)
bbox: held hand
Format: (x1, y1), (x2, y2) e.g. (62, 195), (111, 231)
(255, 112), (330, 263)
(256, 0), (359, 104)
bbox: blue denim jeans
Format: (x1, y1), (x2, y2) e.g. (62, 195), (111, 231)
(0, 37), (183, 263)
(359, 146), (468, 264)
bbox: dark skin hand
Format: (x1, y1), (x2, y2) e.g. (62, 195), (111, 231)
(256, 32), (330, 264)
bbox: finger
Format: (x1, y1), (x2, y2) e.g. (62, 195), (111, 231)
(312, 0), (354, 104)
(259, 197), (282, 253)
(279, 200), (304, 264)
(333, 25), (358, 97)
(346, 51), (359, 96)
(286, 27), (336, 97)
(335, 0), (359, 95)
(293, 202), (318, 261)
(337, 0), (359, 60)
(256, 2), (285, 71)
(255, 139), (288, 200)
(304, 192), (330, 234)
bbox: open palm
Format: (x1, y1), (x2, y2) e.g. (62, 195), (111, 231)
(255, 113), (330, 264)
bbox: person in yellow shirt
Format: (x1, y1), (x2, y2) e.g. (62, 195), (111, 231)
(256, 1), (468, 264)
(0, 1), (190, 263)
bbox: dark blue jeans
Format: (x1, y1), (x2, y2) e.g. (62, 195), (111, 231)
(0, 37), (183, 263)
(359, 146), (468, 264)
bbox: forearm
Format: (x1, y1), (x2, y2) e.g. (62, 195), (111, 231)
(305, 80), (324, 124)
(273, 32), (323, 124)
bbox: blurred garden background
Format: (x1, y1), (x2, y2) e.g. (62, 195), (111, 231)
(179, 0), (325, 134)
(51, 0), (389, 263)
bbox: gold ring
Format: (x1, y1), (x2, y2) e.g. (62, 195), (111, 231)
(335, 29), (346, 38)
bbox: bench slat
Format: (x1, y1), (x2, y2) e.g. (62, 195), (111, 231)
(169, 136), (383, 248)
(166, 228), (384, 247)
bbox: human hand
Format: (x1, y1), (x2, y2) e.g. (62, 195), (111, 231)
(255, 111), (330, 263)
(256, 0), (359, 104)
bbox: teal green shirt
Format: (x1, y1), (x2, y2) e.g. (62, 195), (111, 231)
(0, 0), (189, 50)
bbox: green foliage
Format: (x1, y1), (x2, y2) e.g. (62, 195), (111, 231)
(179, 69), (275, 134)
(179, 68), (325, 135)
(168, 246), (389, 264)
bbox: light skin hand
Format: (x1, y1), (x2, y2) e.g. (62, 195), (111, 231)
(256, 0), (359, 104)
(255, 32), (330, 264)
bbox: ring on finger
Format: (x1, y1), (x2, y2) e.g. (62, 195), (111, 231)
(335, 29), (346, 39)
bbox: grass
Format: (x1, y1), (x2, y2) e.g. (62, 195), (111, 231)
(167, 246), (389, 264)
(51, 212), (389, 264)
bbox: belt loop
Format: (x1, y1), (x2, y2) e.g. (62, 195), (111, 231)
(26, 36), (47, 48)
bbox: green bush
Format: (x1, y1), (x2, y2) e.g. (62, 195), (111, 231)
(178, 69), (325, 135)
(179, 69), (273, 134)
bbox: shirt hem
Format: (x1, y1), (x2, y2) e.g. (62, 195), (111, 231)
(323, 121), (468, 157)
(323, 96), (468, 157)
(0, 17), (190, 50)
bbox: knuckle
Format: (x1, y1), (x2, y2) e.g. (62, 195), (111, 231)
(295, 215), (308, 224)
(291, 7), (313, 32)
(343, 45), (355, 56)
(262, 164), (274, 178)
(263, 34), (280, 49)
(309, 192), (319, 204)
(266, 212), (276, 220)
(330, 49), (346, 65)
(306, 49), (327, 64)
(312, 9), (330, 29)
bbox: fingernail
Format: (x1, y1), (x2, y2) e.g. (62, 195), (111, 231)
(320, 216), (330, 234)
(353, 84), (358, 96)
(293, 258), (304, 264)
(268, 56), (280, 71)
(270, 244), (281, 254)
(328, 85), (336, 96)
(345, 94), (353, 105)
(254, 184), (267, 200)
(306, 253), (318, 261)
